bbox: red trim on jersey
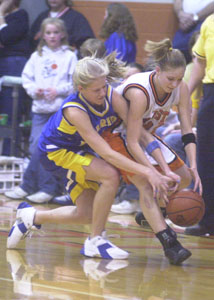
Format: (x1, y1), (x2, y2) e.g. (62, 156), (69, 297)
(123, 83), (150, 112)
(150, 72), (172, 106)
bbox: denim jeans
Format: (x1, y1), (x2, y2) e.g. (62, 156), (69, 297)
(28, 113), (53, 155)
(21, 113), (61, 196)
(21, 147), (60, 195)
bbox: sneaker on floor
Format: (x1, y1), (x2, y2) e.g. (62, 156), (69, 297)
(7, 202), (41, 249)
(80, 236), (129, 259)
(4, 186), (28, 200)
(26, 191), (53, 203)
(165, 242), (192, 265)
(111, 200), (139, 214)
(52, 194), (74, 206)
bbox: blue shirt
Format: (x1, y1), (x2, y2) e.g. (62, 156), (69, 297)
(38, 84), (120, 155)
(105, 32), (136, 64)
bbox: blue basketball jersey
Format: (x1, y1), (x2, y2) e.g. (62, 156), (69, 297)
(38, 84), (120, 154)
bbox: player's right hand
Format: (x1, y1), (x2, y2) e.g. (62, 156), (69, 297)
(147, 170), (171, 205)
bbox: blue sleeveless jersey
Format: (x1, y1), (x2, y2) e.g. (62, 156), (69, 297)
(38, 84), (120, 155)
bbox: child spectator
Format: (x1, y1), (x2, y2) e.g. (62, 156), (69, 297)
(5, 17), (77, 203)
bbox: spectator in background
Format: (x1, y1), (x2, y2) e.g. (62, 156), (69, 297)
(99, 2), (138, 64)
(172, 0), (214, 64)
(5, 18), (77, 203)
(0, 0), (30, 155)
(30, 0), (94, 54)
(79, 38), (107, 59)
(184, 14), (214, 236)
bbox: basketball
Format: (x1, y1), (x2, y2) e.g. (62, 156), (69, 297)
(166, 190), (205, 227)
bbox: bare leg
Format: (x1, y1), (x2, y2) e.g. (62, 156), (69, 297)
(34, 157), (120, 237)
(129, 175), (167, 233)
(34, 188), (95, 225)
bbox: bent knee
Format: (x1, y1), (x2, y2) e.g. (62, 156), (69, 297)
(100, 165), (120, 186)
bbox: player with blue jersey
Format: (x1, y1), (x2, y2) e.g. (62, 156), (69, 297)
(7, 55), (192, 264)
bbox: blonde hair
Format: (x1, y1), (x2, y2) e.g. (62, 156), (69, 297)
(73, 52), (127, 90)
(37, 18), (69, 55)
(144, 38), (186, 70)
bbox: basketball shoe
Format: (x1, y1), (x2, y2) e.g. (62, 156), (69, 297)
(7, 202), (41, 249)
(156, 227), (191, 265)
(80, 235), (129, 259)
(111, 200), (140, 214)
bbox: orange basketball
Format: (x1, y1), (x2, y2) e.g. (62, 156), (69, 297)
(166, 190), (205, 227)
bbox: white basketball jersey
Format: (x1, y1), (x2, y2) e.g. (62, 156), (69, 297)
(116, 71), (180, 134)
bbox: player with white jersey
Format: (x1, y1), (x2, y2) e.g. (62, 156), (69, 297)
(116, 38), (202, 197)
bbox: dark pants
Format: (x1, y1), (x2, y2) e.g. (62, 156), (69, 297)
(0, 56), (28, 155)
(197, 84), (214, 229)
(172, 22), (202, 64)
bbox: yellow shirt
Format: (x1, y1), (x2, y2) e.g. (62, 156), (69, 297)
(192, 14), (214, 83)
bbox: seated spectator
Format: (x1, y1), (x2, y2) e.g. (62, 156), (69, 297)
(30, 0), (94, 54)
(5, 18), (77, 203)
(172, 0), (214, 63)
(99, 2), (138, 64)
(0, 0), (30, 155)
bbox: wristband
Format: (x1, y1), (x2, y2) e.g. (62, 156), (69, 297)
(145, 140), (160, 155)
(182, 133), (196, 147)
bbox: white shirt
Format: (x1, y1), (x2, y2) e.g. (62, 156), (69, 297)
(22, 45), (77, 113)
(183, 0), (213, 14)
(116, 71), (180, 134)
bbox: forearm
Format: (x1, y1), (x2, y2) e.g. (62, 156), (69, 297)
(104, 147), (153, 179)
(127, 141), (158, 172)
(188, 59), (205, 94)
(150, 148), (172, 175)
(185, 143), (197, 169)
(197, 3), (214, 21)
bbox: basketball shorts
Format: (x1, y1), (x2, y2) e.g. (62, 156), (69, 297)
(102, 130), (184, 183)
(39, 148), (99, 203)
